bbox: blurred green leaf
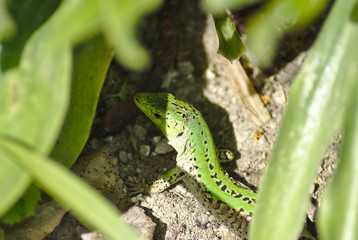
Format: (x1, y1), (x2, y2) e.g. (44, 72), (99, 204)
(0, 0), (163, 228)
(51, 35), (113, 167)
(0, 0), (94, 224)
(249, 0), (358, 239)
(201, 0), (262, 14)
(0, 0), (16, 41)
(0, 0), (61, 71)
(0, 28), (72, 155)
(99, 0), (163, 70)
(317, 7), (358, 236)
(0, 184), (40, 224)
(0, 17), (72, 222)
(0, 136), (138, 240)
(318, 77), (358, 240)
(246, 0), (329, 67)
(29, 0), (164, 71)
(0, 154), (30, 217)
(213, 14), (245, 62)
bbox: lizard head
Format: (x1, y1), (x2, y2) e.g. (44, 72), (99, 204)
(134, 93), (195, 149)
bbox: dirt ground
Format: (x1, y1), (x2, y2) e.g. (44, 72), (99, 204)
(45, 1), (339, 240)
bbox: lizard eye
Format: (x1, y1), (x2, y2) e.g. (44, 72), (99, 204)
(153, 113), (162, 119)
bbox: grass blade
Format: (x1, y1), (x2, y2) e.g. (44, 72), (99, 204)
(0, 136), (138, 240)
(250, 0), (358, 239)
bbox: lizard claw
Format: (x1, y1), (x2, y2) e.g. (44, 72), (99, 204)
(125, 177), (151, 196)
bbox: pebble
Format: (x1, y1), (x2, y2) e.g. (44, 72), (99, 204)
(152, 206), (159, 212)
(178, 61), (194, 75)
(154, 138), (173, 154)
(271, 85), (286, 106)
(81, 232), (104, 240)
(139, 145), (151, 157)
(258, 162), (266, 170)
(119, 151), (128, 163)
(196, 211), (210, 227)
(121, 206), (156, 240)
(152, 136), (162, 144)
(133, 124), (147, 141)
(205, 68), (216, 80)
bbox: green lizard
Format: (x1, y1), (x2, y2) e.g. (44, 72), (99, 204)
(134, 92), (315, 240)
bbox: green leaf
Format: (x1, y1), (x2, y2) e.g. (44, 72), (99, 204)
(2, 0), (166, 73)
(0, 0), (16, 41)
(0, 0), (76, 223)
(213, 14), (245, 63)
(0, 154), (30, 217)
(245, 0), (329, 67)
(201, 0), (262, 15)
(0, 0), (61, 70)
(0, 27), (71, 223)
(99, 0), (163, 70)
(0, 0), (163, 227)
(34, 0), (164, 71)
(318, 75), (358, 240)
(0, 29), (72, 155)
(51, 35), (113, 167)
(249, 0), (358, 239)
(317, 6), (358, 237)
(0, 136), (138, 240)
(0, 184), (41, 224)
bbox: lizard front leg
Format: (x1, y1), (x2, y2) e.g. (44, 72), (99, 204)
(144, 150), (233, 193)
(144, 166), (186, 193)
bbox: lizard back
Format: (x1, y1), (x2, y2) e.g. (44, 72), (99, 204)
(134, 93), (256, 238)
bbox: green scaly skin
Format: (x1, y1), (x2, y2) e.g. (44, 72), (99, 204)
(134, 93), (315, 240)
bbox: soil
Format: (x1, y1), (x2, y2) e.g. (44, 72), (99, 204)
(46, 1), (339, 239)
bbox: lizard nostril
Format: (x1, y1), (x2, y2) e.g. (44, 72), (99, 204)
(153, 113), (162, 119)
